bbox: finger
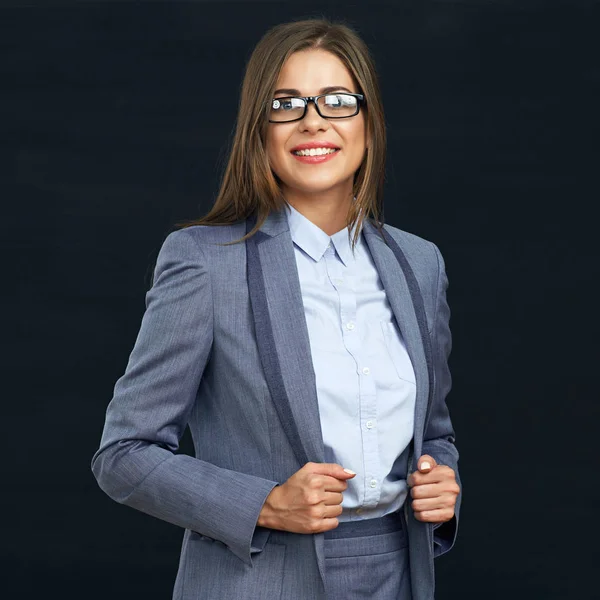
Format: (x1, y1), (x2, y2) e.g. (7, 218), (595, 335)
(323, 491), (344, 505)
(321, 475), (351, 492)
(410, 482), (444, 499)
(323, 503), (344, 518)
(417, 455), (437, 473)
(411, 495), (454, 513)
(318, 517), (340, 532)
(409, 465), (454, 487)
(412, 480), (460, 500)
(413, 508), (454, 523)
(305, 462), (356, 480)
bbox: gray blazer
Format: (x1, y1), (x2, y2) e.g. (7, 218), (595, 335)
(91, 206), (462, 600)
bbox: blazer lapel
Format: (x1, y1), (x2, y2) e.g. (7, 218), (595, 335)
(362, 220), (431, 459)
(245, 209), (432, 466)
(362, 221), (438, 597)
(245, 208), (325, 468)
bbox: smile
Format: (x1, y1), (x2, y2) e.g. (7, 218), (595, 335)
(290, 148), (340, 164)
(292, 147), (338, 156)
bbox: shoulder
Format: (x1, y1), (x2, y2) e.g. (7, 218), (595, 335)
(380, 222), (444, 274)
(156, 222), (248, 263)
(378, 222), (448, 314)
(163, 222), (247, 248)
(152, 222), (247, 281)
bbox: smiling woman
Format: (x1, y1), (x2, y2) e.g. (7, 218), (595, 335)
(265, 49), (368, 231)
(91, 17), (461, 600)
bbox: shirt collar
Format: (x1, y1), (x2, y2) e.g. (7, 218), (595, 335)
(284, 201), (363, 267)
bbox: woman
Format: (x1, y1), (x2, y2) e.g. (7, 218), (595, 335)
(92, 18), (462, 600)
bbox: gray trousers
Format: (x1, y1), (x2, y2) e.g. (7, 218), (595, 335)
(268, 509), (411, 600)
(323, 510), (411, 600)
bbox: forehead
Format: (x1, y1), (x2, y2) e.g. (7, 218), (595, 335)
(275, 49), (356, 92)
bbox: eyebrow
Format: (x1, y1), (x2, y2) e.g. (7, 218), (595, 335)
(273, 86), (354, 96)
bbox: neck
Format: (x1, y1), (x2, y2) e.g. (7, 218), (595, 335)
(282, 187), (353, 236)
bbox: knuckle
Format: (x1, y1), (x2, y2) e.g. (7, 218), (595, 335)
(309, 506), (323, 519)
(442, 466), (455, 478)
(308, 521), (321, 534)
(443, 498), (455, 509)
(307, 477), (322, 490)
(305, 492), (321, 505)
(322, 518), (339, 532)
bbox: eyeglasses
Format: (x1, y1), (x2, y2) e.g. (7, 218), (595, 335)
(268, 93), (365, 123)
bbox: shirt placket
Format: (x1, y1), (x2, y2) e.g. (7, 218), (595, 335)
(323, 242), (381, 512)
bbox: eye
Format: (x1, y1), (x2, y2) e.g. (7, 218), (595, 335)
(323, 94), (357, 108)
(272, 97), (305, 111)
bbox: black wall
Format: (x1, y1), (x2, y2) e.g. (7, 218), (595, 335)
(3, 1), (598, 598)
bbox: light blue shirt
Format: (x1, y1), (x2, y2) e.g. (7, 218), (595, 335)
(284, 202), (417, 521)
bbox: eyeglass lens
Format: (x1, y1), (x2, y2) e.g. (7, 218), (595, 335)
(270, 94), (359, 122)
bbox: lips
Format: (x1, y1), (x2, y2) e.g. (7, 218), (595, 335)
(290, 141), (340, 152)
(290, 148), (340, 164)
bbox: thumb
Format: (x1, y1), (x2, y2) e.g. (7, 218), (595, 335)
(417, 455), (437, 473)
(307, 462), (356, 480)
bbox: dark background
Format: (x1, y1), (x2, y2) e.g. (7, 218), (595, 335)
(3, 0), (598, 598)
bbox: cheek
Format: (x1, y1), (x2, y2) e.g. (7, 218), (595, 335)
(339, 121), (367, 158)
(266, 127), (291, 170)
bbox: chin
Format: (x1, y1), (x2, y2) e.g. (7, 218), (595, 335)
(287, 173), (352, 193)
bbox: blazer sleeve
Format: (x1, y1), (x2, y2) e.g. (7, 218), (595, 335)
(90, 228), (278, 566)
(422, 242), (462, 558)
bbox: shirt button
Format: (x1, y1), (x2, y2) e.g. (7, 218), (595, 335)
(346, 321), (355, 330)
(356, 508), (363, 516)
(366, 420), (375, 429)
(362, 367), (370, 375)
(370, 479), (377, 488)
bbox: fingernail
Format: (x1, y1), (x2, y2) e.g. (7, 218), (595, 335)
(421, 461), (431, 470)
(343, 468), (356, 475)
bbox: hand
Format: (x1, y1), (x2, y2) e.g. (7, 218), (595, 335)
(408, 455), (459, 524)
(258, 462), (356, 534)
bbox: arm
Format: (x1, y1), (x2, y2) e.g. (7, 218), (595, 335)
(91, 229), (278, 565)
(422, 242), (462, 557)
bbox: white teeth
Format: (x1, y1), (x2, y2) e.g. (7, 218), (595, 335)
(293, 147), (338, 156)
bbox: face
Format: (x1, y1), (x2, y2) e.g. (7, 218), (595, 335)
(265, 49), (368, 204)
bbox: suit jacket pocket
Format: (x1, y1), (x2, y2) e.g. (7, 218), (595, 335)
(181, 532), (286, 600)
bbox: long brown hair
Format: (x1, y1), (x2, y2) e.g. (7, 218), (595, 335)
(176, 18), (387, 249)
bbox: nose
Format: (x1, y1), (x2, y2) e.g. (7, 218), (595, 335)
(299, 100), (329, 133)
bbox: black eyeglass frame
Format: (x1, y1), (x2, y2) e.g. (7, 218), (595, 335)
(268, 93), (365, 123)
